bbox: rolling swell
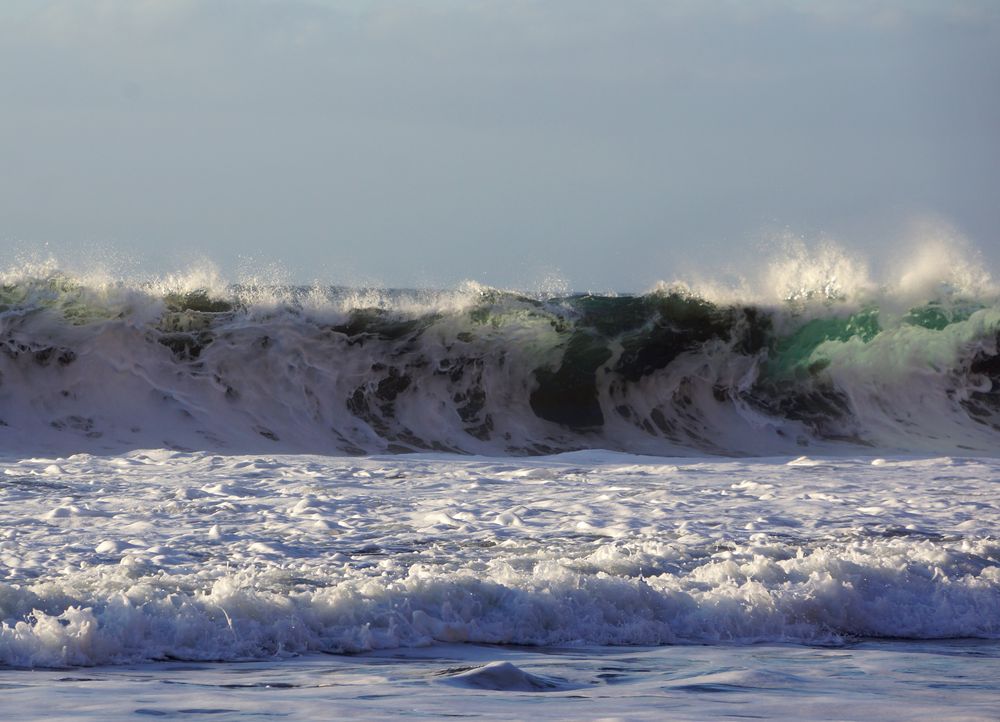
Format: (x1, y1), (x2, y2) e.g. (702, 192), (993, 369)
(1, 274), (999, 456)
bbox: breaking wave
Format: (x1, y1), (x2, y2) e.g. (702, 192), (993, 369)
(1, 243), (999, 457)
(2, 533), (998, 667)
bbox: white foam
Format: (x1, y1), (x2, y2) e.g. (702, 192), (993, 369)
(0, 452), (996, 667)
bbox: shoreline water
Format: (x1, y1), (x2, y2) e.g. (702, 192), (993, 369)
(2, 640), (998, 721)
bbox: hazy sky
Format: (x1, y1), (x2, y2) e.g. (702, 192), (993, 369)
(2, 0), (998, 291)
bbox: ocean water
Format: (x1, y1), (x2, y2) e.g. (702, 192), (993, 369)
(1, 254), (999, 719)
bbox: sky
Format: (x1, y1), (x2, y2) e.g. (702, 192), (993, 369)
(1, 0), (998, 292)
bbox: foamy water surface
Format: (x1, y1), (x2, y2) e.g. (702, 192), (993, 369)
(0, 451), (997, 719)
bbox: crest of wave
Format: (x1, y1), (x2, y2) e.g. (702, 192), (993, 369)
(1, 253), (240, 323)
(652, 219), (996, 314)
(0, 251), (159, 323)
(286, 281), (499, 327)
(649, 233), (874, 309)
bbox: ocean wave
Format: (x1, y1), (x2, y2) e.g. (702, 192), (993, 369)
(1, 265), (999, 456)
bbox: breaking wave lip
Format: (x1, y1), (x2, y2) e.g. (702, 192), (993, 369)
(1, 267), (1000, 458)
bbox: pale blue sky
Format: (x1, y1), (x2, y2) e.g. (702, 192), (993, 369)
(1, 1), (998, 290)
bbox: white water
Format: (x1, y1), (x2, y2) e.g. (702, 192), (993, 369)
(0, 450), (997, 718)
(3, 451), (998, 664)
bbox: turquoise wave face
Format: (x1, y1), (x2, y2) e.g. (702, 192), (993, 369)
(1, 273), (999, 456)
